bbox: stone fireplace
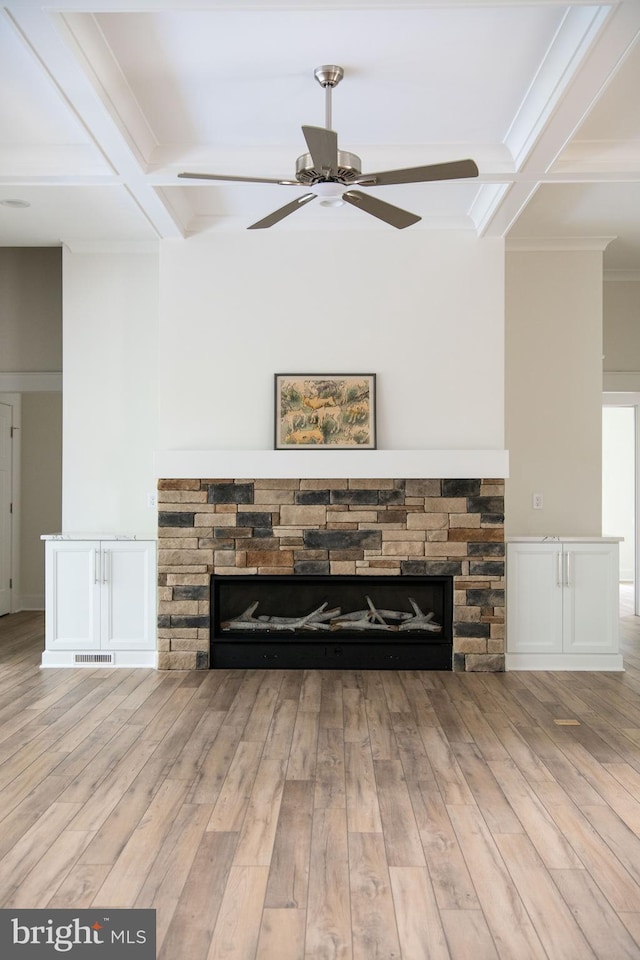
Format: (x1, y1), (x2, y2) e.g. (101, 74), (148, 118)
(156, 477), (505, 672)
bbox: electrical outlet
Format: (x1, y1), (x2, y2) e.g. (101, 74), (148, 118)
(532, 493), (544, 510)
(146, 492), (157, 509)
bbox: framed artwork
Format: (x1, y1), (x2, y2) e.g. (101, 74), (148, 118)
(274, 374), (376, 449)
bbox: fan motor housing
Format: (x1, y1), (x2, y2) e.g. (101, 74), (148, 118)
(295, 150), (362, 185)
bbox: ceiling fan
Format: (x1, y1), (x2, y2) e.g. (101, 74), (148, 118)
(178, 65), (479, 230)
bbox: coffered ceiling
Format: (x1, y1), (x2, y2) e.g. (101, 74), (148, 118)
(0, 0), (638, 273)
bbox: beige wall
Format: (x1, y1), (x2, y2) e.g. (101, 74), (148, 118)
(0, 248), (62, 371)
(0, 247), (62, 608)
(505, 250), (604, 537)
(603, 280), (640, 373)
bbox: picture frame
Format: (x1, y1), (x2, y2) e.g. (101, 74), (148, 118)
(274, 374), (376, 449)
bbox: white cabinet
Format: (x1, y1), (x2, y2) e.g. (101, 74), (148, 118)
(506, 539), (622, 670)
(42, 537), (157, 667)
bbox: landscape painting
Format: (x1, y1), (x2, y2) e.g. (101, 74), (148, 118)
(275, 374), (376, 449)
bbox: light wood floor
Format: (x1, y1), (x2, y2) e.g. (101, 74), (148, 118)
(3, 597), (640, 959)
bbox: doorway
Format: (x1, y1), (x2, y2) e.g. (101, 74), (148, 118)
(603, 399), (637, 615)
(0, 400), (14, 615)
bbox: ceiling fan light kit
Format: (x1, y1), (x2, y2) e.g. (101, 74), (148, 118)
(178, 65), (479, 229)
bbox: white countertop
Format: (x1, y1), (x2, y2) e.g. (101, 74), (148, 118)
(507, 536), (623, 543)
(41, 533), (156, 541)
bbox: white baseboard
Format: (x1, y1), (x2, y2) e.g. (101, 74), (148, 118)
(41, 649), (157, 668)
(506, 652), (624, 671)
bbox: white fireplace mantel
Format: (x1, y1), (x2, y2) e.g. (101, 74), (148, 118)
(154, 449), (509, 480)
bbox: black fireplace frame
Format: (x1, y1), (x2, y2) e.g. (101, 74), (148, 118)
(210, 573), (453, 670)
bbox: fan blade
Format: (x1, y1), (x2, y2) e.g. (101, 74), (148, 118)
(302, 126), (338, 175)
(247, 193), (317, 230)
(355, 158), (479, 187)
(178, 171), (298, 185)
(342, 190), (420, 229)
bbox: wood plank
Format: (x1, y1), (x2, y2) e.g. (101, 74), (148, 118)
(242, 675), (283, 743)
(348, 831), (401, 960)
(446, 804), (547, 959)
(391, 710), (436, 781)
(8, 827), (94, 907)
(390, 865), (450, 960)
(314, 725), (346, 810)
(537, 798), (640, 912)
(440, 909), (499, 960)
(158, 832), (238, 960)
(551, 868), (640, 959)
(365, 696), (395, 761)
(207, 741), (265, 833)
(190, 723), (246, 805)
(92, 778), (189, 906)
(406, 779), (479, 910)
(343, 687), (368, 745)
(489, 762), (582, 869)
(0, 800), (83, 902)
(305, 808), (352, 960)
(207, 865), (270, 960)
(286, 710), (319, 781)
(233, 758), (286, 866)
(48, 864), (111, 909)
(419, 726), (475, 805)
(451, 741), (523, 835)
(256, 909), (306, 960)
(345, 740), (382, 834)
(494, 832), (596, 959)
(265, 780), (314, 909)
(373, 759), (426, 866)
(78, 757), (169, 866)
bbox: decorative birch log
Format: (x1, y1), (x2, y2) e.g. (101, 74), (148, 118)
(221, 601), (339, 632)
(398, 598), (442, 632)
(220, 596), (442, 634)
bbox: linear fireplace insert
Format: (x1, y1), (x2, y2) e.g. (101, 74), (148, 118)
(211, 574), (453, 669)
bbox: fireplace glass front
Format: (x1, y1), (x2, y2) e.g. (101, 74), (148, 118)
(211, 574), (453, 669)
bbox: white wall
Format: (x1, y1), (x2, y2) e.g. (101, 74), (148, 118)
(62, 232), (504, 535)
(505, 250), (604, 536)
(159, 231), (505, 451)
(62, 246), (159, 534)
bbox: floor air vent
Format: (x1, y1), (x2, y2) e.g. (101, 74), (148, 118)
(74, 653), (114, 665)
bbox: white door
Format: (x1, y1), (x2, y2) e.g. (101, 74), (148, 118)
(0, 402), (12, 616)
(506, 543), (564, 653)
(101, 541), (156, 650)
(563, 543), (620, 654)
(45, 540), (101, 649)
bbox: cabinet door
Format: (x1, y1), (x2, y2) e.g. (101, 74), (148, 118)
(100, 541), (156, 650)
(507, 543), (564, 653)
(45, 541), (101, 650)
(563, 543), (619, 654)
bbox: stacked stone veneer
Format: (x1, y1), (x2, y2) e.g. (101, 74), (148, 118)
(157, 477), (505, 672)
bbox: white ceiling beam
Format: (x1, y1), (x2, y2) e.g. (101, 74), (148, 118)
(4, 3), (184, 239)
(482, 1), (640, 237)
